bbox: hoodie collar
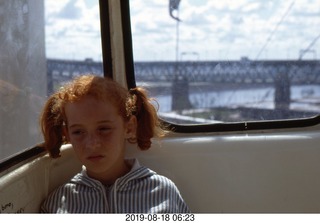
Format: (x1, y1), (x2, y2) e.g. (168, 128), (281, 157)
(71, 158), (155, 189)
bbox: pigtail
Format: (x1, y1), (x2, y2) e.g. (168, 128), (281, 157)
(128, 87), (166, 150)
(40, 95), (64, 158)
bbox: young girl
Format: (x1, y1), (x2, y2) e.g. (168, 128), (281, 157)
(39, 74), (190, 213)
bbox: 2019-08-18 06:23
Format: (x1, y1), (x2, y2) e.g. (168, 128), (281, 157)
(125, 213), (195, 222)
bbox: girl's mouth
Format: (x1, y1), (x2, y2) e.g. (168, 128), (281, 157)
(87, 155), (105, 162)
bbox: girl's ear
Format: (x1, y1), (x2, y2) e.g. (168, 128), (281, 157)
(125, 115), (137, 139)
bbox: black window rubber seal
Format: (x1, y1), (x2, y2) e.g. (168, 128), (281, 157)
(0, 146), (45, 174)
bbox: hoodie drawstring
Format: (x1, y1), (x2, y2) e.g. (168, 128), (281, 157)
(113, 179), (119, 213)
(101, 185), (109, 212)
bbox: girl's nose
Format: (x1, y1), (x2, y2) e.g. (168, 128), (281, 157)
(85, 134), (101, 151)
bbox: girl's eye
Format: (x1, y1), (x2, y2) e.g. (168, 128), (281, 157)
(98, 126), (111, 133)
(71, 130), (85, 136)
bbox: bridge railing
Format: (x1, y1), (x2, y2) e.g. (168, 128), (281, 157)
(47, 59), (320, 84)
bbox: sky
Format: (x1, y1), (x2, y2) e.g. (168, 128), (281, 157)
(45, 0), (320, 61)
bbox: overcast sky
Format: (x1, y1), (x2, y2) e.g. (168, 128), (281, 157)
(45, 0), (320, 61)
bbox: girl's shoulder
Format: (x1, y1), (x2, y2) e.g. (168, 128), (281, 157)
(40, 173), (94, 213)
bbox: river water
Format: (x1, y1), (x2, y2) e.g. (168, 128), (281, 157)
(148, 84), (320, 114)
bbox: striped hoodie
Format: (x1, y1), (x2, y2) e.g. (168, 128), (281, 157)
(40, 159), (190, 213)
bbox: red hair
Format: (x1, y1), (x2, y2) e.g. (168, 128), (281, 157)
(40, 75), (166, 158)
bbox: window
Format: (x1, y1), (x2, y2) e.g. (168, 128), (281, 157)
(129, 0), (320, 125)
(0, 0), (103, 162)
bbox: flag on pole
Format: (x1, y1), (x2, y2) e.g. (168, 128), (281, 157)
(169, 0), (181, 21)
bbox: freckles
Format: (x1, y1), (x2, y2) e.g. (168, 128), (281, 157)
(70, 141), (84, 153)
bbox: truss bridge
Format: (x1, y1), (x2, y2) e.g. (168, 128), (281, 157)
(47, 59), (320, 94)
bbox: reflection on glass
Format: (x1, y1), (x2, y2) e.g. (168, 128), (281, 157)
(0, 0), (46, 160)
(0, 0), (102, 161)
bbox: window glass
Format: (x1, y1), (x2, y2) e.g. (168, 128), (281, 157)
(130, 0), (320, 124)
(0, 0), (102, 162)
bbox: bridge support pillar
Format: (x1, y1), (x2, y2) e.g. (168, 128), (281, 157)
(274, 72), (291, 117)
(171, 76), (192, 111)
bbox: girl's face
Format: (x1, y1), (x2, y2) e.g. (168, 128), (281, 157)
(64, 95), (136, 183)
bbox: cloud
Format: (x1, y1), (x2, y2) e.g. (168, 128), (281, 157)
(45, 0), (101, 60)
(57, 0), (82, 20)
